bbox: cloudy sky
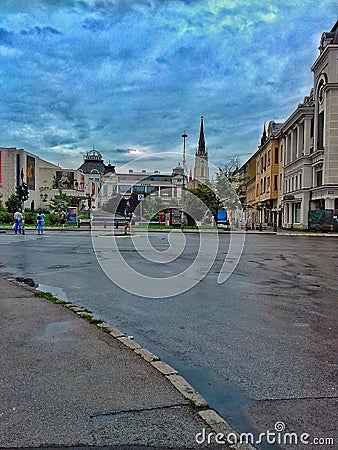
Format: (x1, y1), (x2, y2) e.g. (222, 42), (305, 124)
(0, 1), (336, 172)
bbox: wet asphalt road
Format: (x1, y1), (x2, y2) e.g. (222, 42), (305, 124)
(0, 230), (336, 450)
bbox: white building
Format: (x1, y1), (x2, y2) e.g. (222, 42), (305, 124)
(282, 20), (338, 229)
(77, 148), (184, 211)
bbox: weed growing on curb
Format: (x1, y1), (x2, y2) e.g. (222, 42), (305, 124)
(34, 291), (106, 327)
(34, 291), (72, 306)
(78, 313), (103, 325)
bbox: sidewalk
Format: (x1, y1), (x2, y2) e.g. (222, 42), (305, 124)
(0, 276), (242, 449)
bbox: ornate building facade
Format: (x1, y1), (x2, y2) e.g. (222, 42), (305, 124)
(282, 20), (338, 229)
(238, 20), (338, 230)
(78, 148), (184, 210)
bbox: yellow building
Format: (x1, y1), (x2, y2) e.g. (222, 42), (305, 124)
(240, 122), (284, 228)
(234, 154), (256, 225)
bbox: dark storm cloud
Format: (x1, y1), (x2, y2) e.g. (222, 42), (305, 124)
(0, 28), (14, 44)
(20, 26), (62, 36)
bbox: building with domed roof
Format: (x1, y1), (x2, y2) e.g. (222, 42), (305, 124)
(78, 147), (116, 176)
(76, 146), (184, 210)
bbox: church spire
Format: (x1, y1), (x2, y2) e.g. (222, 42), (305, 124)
(193, 115), (209, 185)
(196, 116), (207, 156)
(260, 122), (267, 146)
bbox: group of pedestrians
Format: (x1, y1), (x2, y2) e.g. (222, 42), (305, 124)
(12, 209), (67, 234)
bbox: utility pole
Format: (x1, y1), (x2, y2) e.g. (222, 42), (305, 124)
(181, 130), (188, 230)
(20, 168), (27, 234)
(181, 130), (188, 189)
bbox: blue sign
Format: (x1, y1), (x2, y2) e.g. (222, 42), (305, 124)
(217, 210), (227, 222)
(138, 194), (144, 201)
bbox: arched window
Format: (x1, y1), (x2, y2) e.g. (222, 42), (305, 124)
(316, 75), (327, 150)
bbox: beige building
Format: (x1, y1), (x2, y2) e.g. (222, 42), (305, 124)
(0, 146), (85, 210)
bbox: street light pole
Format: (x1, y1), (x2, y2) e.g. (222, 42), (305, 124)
(181, 130), (188, 230)
(20, 168), (25, 234)
(181, 130), (188, 189)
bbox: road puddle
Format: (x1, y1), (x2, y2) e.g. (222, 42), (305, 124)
(36, 283), (69, 301)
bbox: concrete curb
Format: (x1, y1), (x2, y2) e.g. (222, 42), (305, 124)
(6, 275), (257, 450)
(1, 225), (337, 237)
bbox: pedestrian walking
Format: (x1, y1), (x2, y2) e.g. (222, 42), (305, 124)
(124, 218), (129, 235)
(60, 211), (66, 230)
(21, 212), (25, 235)
(36, 211), (45, 234)
(13, 208), (23, 234)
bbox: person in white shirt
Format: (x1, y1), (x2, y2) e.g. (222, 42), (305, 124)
(13, 208), (23, 234)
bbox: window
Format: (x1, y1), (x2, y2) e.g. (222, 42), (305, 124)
(132, 185), (145, 193)
(299, 173), (302, 189)
(316, 170), (323, 187)
(294, 203), (301, 223)
(274, 175), (278, 191)
(274, 147), (279, 164)
(118, 185), (131, 193)
(317, 111), (324, 149)
(267, 150), (271, 166)
(267, 177), (270, 192)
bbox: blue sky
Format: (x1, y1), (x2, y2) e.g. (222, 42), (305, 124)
(0, 1), (336, 172)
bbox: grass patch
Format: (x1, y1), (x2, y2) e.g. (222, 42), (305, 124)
(34, 291), (72, 306)
(78, 313), (104, 325)
(35, 291), (107, 328)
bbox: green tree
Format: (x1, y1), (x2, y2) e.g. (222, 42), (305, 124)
(48, 189), (71, 213)
(5, 194), (21, 213)
(184, 183), (223, 221)
(214, 166), (243, 211)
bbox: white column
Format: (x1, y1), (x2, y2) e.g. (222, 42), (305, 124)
(296, 124), (302, 158)
(303, 117), (311, 155)
(290, 129), (296, 162)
